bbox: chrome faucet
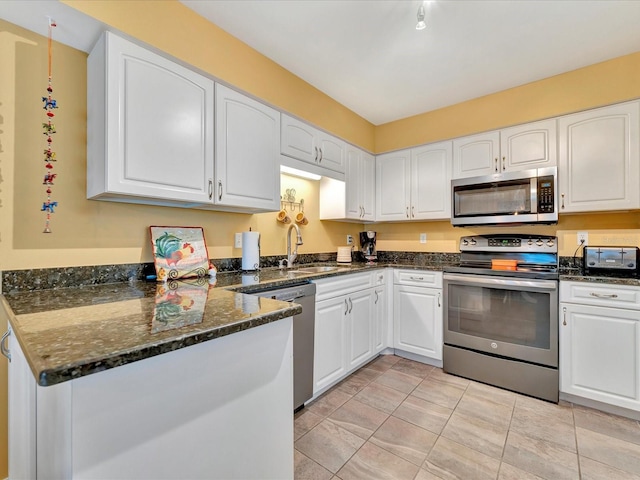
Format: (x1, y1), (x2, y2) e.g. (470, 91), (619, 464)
(285, 223), (303, 268)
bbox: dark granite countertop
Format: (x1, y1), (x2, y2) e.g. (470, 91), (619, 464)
(0, 260), (452, 388)
(1, 279), (301, 387)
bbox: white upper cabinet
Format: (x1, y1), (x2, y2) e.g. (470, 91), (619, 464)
(376, 142), (452, 221)
(211, 84), (280, 212)
(87, 31), (214, 206)
(87, 32), (280, 213)
(411, 141), (452, 220)
(453, 119), (557, 178)
(345, 147), (375, 221)
(558, 101), (640, 213)
(375, 150), (411, 221)
(453, 131), (500, 178)
(319, 145), (374, 222)
(281, 114), (345, 175)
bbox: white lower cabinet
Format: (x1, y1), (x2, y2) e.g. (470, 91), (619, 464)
(313, 271), (387, 395)
(393, 270), (443, 362)
(560, 281), (640, 412)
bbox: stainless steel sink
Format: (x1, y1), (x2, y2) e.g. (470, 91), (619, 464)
(289, 266), (348, 274)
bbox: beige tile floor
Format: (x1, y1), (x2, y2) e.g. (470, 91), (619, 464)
(294, 354), (640, 480)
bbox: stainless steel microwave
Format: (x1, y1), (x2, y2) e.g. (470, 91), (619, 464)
(451, 167), (558, 226)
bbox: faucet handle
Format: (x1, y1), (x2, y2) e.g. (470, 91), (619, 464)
(279, 259), (288, 269)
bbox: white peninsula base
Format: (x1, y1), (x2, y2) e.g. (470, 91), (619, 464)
(9, 318), (294, 480)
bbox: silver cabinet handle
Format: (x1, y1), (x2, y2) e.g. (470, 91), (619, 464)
(502, 156), (506, 170)
(348, 298), (353, 313)
(208, 180), (213, 200)
(218, 181), (223, 201)
(1, 330), (11, 362)
(314, 146), (319, 162)
(437, 292), (441, 308)
(344, 299), (348, 315)
(494, 157), (498, 172)
(406, 206), (409, 218)
(561, 194), (565, 209)
(589, 292), (618, 299)
(409, 276), (424, 281)
(562, 306), (567, 326)
(411, 206), (415, 218)
(375, 291), (379, 304)
(318, 148), (323, 163)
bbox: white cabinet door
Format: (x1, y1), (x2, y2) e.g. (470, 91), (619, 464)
(214, 84), (280, 212)
(347, 289), (374, 370)
(318, 134), (345, 173)
(500, 119), (557, 172)
(344, 147), (362, 219)
(344, 148), (376, 221)
(7, 328), (37, 480)
(393, 284), (442, 359)
(558, 101), (640, 213)
(411, 141), (452, 220)
(373, 286), (387, 354)
(560, 303), (640, 411)
(361, 152), (376, 221)
(452, 131), (500, 178)
(281, 114), (317, 165)
(376, 150), (411, 221)
(314, 296), (348, 393)
(87, 31), (214, 205)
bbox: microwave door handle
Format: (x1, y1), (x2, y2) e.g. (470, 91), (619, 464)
(530, 177), (538, 214)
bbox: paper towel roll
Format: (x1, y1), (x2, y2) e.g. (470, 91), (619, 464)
(242, 231), (260, 271)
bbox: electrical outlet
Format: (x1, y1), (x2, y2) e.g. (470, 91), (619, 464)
(419, 233), (427, 244)
(346, 234), (353, 245)
(577, 231), (588, 246)
(234, 233), (242, 248)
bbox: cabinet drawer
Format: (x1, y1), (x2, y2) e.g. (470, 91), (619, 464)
(314, 272), (374, 301)
(394, 269), (442, 288)
(560, 281), (640, 310)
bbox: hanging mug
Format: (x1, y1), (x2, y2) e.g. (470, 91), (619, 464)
(277, 209), (291, 223)
(295, 212), (308, 225)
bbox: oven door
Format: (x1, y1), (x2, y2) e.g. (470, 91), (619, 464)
(443, 273), (558, 367)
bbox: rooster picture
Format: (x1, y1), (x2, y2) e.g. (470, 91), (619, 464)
(153, 232), (194, 266)
(150, 227), (210, 280)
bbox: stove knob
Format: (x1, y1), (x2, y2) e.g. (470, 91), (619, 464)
(462, 239), (469, 246)
(528, 239), (533, 246)
(546, 239), (555, 247)
(470, 238), (477, 245)
(536, 239), (544, 246)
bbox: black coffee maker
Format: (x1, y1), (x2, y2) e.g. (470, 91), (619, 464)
(359, 231), (377, 263)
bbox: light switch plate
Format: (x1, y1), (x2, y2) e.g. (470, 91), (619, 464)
(234, 233), (242, 248)
(420, 233), (427, 244)
(346, 235), (353, 245)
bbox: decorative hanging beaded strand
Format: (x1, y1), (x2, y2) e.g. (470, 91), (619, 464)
(41, 18), (58, 233)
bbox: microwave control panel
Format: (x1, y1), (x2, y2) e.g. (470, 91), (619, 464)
(537, 176), (555, 213)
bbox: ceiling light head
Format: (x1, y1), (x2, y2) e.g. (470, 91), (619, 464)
(416, 4), (426, 30)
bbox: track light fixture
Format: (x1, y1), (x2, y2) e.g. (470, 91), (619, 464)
(416, 2), (426, 30)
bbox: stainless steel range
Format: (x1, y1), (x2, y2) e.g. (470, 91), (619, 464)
(443, 234), (559, 402)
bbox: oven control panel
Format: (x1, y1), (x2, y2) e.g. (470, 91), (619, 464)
(460, 235), (557, 253)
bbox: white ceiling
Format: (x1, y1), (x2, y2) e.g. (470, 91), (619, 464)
(180, 0), (640, 125)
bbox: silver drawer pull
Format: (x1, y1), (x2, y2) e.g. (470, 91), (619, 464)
(589, 292), (618, 299)
(409, 276), (424, 281)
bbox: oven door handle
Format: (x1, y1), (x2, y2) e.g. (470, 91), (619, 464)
(443, 273), (557, 291)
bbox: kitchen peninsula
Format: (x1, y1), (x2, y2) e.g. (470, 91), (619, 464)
(1, 279), (301, 479)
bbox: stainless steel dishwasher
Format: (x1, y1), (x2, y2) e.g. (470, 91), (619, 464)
(253, 282), (316, 411)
